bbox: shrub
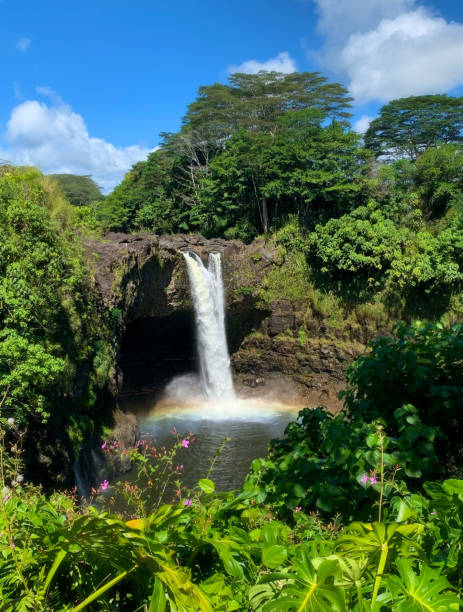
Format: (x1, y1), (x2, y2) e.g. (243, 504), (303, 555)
(344, 321), (463, 474)
(310, 201), (407, 279)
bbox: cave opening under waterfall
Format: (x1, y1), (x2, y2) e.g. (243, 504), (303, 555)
(118, 312), (196, 407)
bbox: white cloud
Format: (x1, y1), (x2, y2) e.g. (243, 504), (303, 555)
(228, 51), (297, 74)
(36, 86), (64, 105)
(0, 99), (151, 192)
(342, 8), (463, 102)
(314, 0), (415, 40)
(313, 0), (463, 103)
(16, 37), (31, 52)
(353, 115), (373, 134)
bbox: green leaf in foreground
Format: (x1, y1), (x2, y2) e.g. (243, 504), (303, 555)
(198, 478), (215, 494)
(385, 558), (462, 611)
(262, 544), (288, 569)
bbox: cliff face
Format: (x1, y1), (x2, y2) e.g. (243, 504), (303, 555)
(86, 232), (365, 408)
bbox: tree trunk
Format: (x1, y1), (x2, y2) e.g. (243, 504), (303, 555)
(262, 197), (269, 233)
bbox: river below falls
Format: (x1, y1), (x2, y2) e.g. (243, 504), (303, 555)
(119, 374), (303, 492)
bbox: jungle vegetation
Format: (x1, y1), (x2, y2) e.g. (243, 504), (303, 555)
(0, 71), (462, 610)
(1, 322), (462, 610)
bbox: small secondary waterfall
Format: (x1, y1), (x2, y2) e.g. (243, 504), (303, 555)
(183, 251), (235, 400)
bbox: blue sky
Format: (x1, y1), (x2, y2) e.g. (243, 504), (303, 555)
(2, 0), (463, 191)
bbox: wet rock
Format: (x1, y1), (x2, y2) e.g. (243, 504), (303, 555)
(86, 230), (369, 416)
(242, 376), (266, 388)
(269, 300), (295, 336)
(105, 409), (139, 478)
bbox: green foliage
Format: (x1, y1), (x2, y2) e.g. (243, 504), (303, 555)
(414, 145), (463, 218)
(385, 558), (462, 611)
(184, 70), (353, 143)
(247, 405), (439, 522)
(48, 174), (104, 207)
(100, 71), (363, 238)
(0, 166), (112, 477)
(310, 201), (407, 278)
(343, 321), (463, 472)
(365, 94), (463, 160)
(388, 216), (463, 292)
(97, 154), (177, 232)
(1, 321), (463, 610)
(263, 111), (370, 218)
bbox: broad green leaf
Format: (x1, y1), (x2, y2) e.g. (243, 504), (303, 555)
(199, 479), (215, 494)
(149, 578), (166, 612)
(262, 545), (287, 569)
(385, 559), (463, 611)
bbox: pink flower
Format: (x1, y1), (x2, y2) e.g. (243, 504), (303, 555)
(294, 506), (302, 512)
(2, 494), (10, 504)
(369, 476), (378, 485)
(181, 439), (189, 448)
(361, 474), (369, 484)
(184, 498), (192, 507)
(178, 464), (184, 470)
(100, 480), (109, 491)
(112, 440), (118, 448)
(136, 440), (142, 448)
(101, 441), (107, 450)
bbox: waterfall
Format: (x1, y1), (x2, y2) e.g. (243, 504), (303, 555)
(183, 251), (235, 400)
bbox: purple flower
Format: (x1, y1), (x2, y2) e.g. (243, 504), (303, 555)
(184, 498), (192, 507)
(101, 441), (107, 450)
(112, 440), (118, 448)
(294, 506), (302, 513)
(136, 440), (142, 448)
(100, 480), (109, 491)
(369, 476), (378, 485)
(361, 474), (369, 484)
(181, 439), (189, 448)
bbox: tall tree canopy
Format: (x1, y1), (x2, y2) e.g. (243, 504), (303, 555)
(99, 70), (357, 237)
(49, 174), (104, 207)
(364, 95), (463, 161)
(182, 71), (353, 144)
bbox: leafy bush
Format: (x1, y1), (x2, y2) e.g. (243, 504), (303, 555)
(0, 166), (113, 482)
(388, 213), (463, 292)
(414, 145), (463, 219)
(310, 201), (407, 278)
(344, 321), (463, 473)
(247, 405), (439, 522)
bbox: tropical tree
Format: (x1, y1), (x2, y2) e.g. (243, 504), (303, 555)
(184, 70), (353, 145)
(194, 109), (369, 237)
(364, 95), (463, 161)
(49, 174), (104, 206)
(414, 144), (463, 218)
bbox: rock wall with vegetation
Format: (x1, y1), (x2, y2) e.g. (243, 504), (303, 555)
(85, 230), (369, 407)
(0, 166), (115, 489)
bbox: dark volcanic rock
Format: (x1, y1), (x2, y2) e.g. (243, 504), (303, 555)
(85, 232), (248, 323)
(269, 300), (294, 336)
(87, 231), (366, 410)
(105, 409), (140, 478)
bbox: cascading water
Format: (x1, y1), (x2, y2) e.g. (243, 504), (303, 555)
(118, 250), (303, 494)
(183, 251), (235, 401)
